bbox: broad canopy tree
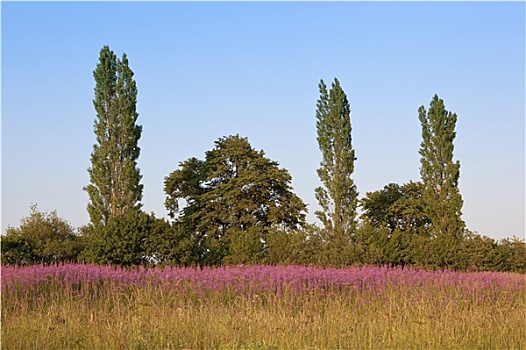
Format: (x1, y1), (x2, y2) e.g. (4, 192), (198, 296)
(357, 182), (431, 268)
(164, 135), (307, 265)
(360, 182), (430, 236)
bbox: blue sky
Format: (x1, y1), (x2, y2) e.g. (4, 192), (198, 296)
(2, 2), (524, 240)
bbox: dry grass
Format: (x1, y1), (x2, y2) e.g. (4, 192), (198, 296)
(2, 265), (525, 349)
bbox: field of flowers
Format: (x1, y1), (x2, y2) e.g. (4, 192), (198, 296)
(2, 264), (525, 349)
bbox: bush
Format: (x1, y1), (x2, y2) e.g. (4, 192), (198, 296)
(1, 204), (83, 265)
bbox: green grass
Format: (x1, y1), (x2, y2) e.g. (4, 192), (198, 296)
(2, 265), (525, 349)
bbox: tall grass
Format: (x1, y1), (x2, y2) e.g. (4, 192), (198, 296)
(2, 264), (525, 349)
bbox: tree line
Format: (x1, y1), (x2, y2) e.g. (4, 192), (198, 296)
(2, 46), (525, 272)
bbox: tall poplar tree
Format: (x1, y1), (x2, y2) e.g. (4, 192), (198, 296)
(84, 46), (143, 229)
(418, 95), (464, 241)
(315, 78), (358, 253)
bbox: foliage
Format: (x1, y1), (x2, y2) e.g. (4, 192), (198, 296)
(502, 236), (526, 272)
(458, 232), (526, 273)
(357, 180), (526, 271)
(5, 57), (524, 273)
(143, 219), (199, 267)
(80, 211), (184, 267)
(315, 78), (358, 234)
(314, 78), (358, 264)
(164, 134), (307, 266)
(81, 211), (145, 266)
(222, 227), (265, 265)
(418, 95), (464, 239)
(265, 225), (318, 266)
(358, 182), (431, 268)
(361, 181), (430, 235)
(84, 45), (143, 229)
(1, 205), (83, 265)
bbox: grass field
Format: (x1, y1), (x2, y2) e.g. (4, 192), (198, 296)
(2, 264), (525, 349)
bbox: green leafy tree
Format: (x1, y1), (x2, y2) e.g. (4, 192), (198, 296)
(1, 205), (83, 265)
(501, 237), (526, 273)
(406, 233), (437, 269)
(314, 78), (358, 264)
(457, 233), (526, 273)
(359, 182), (435, 268)
(143, 220), (199, 267)
(360, 182), (430, 236)
(458, 232), (503, 272)
(354, 221), (390, 266)
(418, 95), (464, 239)
(360, 183), (403, 231)
(223, 227), (265, 265)
(265, 225), (315, 266)
(385, 228), (412, 267)
(164, 135), (307, 266)
(84, 46), (143, 229)
(1, 233), (34, 265)
(81, 211), (158, 267)
(418, 95), (464, 269)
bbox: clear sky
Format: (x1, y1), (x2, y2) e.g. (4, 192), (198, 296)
(2, 2), (524, 241)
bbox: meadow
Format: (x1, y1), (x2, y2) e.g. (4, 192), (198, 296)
(2, 264), (525, 349)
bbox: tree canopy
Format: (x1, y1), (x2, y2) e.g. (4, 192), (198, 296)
(4, 50), (523, 273)
(361, 182), (430, 236)
(1, 205), (83, 265)
(164, 135), (307, 265)
(84, 46), (143, 229)
(418, 94), (464, 239)
(314, 78), (358, 264)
